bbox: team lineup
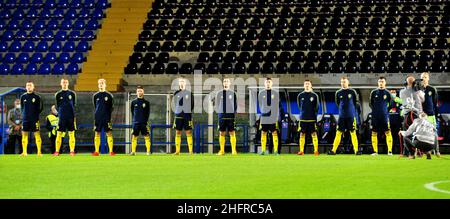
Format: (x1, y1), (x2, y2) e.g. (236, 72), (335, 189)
(16, 72), (439, 158)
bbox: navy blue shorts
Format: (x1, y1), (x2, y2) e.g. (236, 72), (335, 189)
(22, 120), (40, 132)
(298, 121), (317, 133)
(371, 117), (390, 133)
(58, 117), (76, 132)
(337, 117), (356, 132)
(132, 123), (149, 136)
(173, 117), (193, 131)
(218, 119), (235, 132)
(94, 120), (112, 132)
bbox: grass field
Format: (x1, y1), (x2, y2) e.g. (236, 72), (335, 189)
(0, 153), (449, 199)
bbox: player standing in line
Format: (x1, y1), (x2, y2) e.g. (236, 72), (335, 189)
(369, 76), (393, 156)
(258, 78), (280, 155)
(54, 78), (77, 156)
(92, 79), (115, 156)
(328, 76), (360, 155)
(20, 81), (43, 156)
(420, 72), (440, 157)
(297, 80), (320, 156)
(173, 77), (194, 155)
(130, 86), (151, 155)
(215, 77), (238, 155)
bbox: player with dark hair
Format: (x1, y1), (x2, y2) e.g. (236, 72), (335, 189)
(258, 77), (280, 155)
(369, 77), (393, 155)
(130, 86), (151, 155)
(297, 80), (320, 156)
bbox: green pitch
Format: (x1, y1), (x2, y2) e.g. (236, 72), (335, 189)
(0, 154), (449, 199)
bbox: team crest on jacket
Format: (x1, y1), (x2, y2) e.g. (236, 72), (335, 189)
(142, 103), (146, 108)
(185, 95), (189, 99)
(69, 95), (72, 100)
(229, 95), (232, 99)
(32, 98), (35, 103)
(105, 96), (108, 101)
(310, 97), (314, 102)
(271, 94), (275, 99)
(428, 91), (432, 96)
(348, 94), (352, 98)
(383, 95), (387, 100)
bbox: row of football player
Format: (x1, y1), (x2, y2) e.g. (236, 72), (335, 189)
(15, 73), (439, 158)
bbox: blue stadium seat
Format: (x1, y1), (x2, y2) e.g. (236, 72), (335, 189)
(47, 19), (59, 30)
(15, 30), (28, 39)
(55, 30), (67, 41)
(97, 0), (109, 9)
(66, 63), (79, 74)
(74, 20), (85, 30)
(2, 30), (14, 41)
(21, 19), (33, 29)
(63, 41), (76, 52)
(44, 53), (57, 63)
(0, 41), (7, 52)
(12, 63), (24, 75)
(26, 8), (38, 18)
(53, 8), (65, 18)
(4, 53), (16, 63)
(33, 19), (46, 30)
(69, 30), (81, 40)
(86, 19), (98, 30)
(38, 63), (51, 74)
(42, 30), (55, 40)
(53, 63), (65, 75)
(79, 8), (90, 18)
(25, 63), (38, 74)
(29, 30), (40, 40)
(70, 0), (82, 9)
(36, 41), (49, 52)
(61, 19), (73, 30)
(30, 53), (43, 63)
(0, 64), (10, 75)
(7, 19), (20, 30)
(49, 41), (62, 52)
(82, 30), (95, 40)
(71, 52), (84, 63)
(17, 53), (30, 63)
(57, 0), (69, 8)
(39, 8), (51, 17)
(59, 52), (71, 63)
(13, 9), (25, 19)
(9, 41), (22, 52)
(66, 8), (78, 19)
(0, 20), (5, 30)
(43, 0), (56, 8)
(22, 40), (34, 52)
(84, 0), (95, 9)
(76, 41), (89, 52)
(92, 8), (104, 18)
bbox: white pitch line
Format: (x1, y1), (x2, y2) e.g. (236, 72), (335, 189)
(424, 181), (450, 195)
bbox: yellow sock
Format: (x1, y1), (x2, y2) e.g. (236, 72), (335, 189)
(261, 133), (267, 153)
(312, 132), (319, 153)
(385, 130), (393, 153)
(371, 132), (378, 153)
(332, 131), (343, 153)
(272, 132), (279, 153)
(350, 130), (359, 154)
(107, 133), (114, 153)
(187, 134), (193, 153)
(21, 132), (28, 154)
(55, 131), (63, 153)
(68, 131), (75, 152)
(175, 133), (181, 153)
(94, 132), (100, 153)
(144, 136), (151, 153)
(230, 134), (237, 154)
(131, 135), (137, 153)
(34, 132), (42, 155)
(219, 135), (225, 153)
(299, 133), (306, 152)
